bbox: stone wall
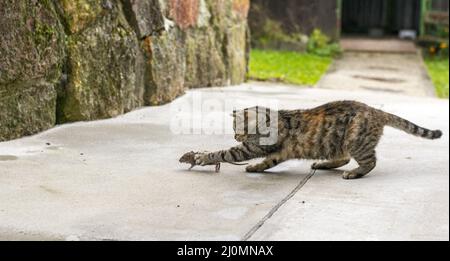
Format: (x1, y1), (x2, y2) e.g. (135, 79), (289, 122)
(0, 0), (250, 141)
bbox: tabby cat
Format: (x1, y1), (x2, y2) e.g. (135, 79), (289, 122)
(183, 101), (442, 179)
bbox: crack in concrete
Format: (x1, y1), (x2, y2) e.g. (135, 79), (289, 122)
(241, 169), (317, 241)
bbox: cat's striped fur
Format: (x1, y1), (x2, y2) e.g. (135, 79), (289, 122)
(192, 101), (442, 179)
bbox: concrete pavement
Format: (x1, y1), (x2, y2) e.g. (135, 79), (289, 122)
(318, 52), (436, 97)
(340, 38), (417, 53)
(0, 83), (448, 240)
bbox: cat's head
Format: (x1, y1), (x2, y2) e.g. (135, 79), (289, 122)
(231, 106), (279, 146)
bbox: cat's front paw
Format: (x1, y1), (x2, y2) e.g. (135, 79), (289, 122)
(342, 171), (361, 180)
(246, 164), (264, 173)
(311, 162), (322, 170)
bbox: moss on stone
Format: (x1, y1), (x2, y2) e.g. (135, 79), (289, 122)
(142, 29), (186, 106)
(0, 0), (65, 141)
(0, 0), (65, 85)
(225, 23), (248, 85)
(0, 82), (57, 142)
(56, 0), (104, 34)
(59, 4), (141, 123)
(184, 27), (227, 88)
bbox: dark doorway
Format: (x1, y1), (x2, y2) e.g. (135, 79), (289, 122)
(342, 0), (421, 36)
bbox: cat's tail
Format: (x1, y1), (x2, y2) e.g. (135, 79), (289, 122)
(382, 112), (443, 140)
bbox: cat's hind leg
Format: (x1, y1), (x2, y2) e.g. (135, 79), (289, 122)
(344, 122), (382, 180)
(343, 150), (377, 180)
(312, 158), (351, 170)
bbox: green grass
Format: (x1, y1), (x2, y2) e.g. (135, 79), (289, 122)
(248, 49), (332, 86)
(425, 58), (449, 98)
